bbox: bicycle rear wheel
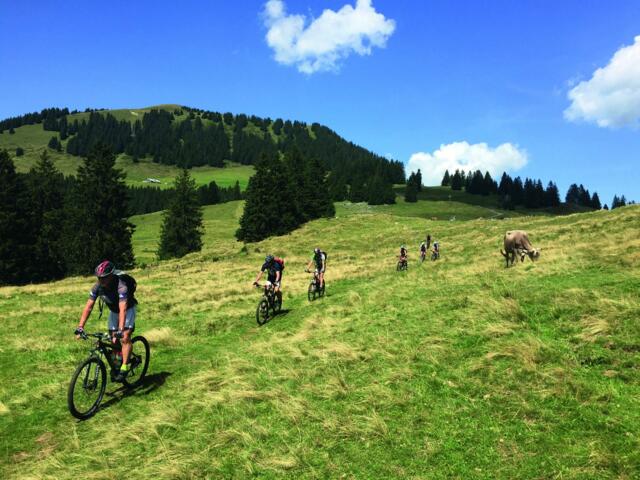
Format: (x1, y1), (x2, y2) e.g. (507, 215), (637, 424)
(319, 281), (325, 297)
(256, 297), (270, 325)
(123, 336), (150, 388)
(68, 356), (106, 420)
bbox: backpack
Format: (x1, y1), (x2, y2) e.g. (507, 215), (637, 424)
(117, 272), (137, 301)
(321, 251), (327, 262)
(274, 257), (285, 271)
(97, 272), (137, 319)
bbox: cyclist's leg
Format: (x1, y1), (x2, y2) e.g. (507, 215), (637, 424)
(120, 307), (136, 367)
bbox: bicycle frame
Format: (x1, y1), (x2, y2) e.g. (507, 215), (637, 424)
(81, 333), (121, 372)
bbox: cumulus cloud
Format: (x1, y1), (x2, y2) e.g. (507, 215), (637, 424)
(407, 142), (528, 186)
(564, 35), (640, 128)
(262, 0), (395, 74)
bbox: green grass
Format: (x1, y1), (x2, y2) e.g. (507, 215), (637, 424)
(1, 200), (639, 479)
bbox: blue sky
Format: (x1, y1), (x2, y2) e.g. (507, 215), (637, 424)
(1, 0), (639, 204)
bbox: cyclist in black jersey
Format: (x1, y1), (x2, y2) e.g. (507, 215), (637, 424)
(253, 254), (284, 302)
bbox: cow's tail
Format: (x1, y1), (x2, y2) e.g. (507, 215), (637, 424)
(500, 249), (508, 258)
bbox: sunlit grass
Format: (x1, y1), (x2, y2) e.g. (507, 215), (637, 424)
(1, 202), (639, 479)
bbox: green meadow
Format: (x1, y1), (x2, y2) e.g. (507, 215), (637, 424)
(1, 198), (638, 478)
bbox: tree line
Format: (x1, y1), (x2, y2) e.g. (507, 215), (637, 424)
(29, 106), (404, 193)
(0, 144), (222, 285)
(437, 169), (627, 210)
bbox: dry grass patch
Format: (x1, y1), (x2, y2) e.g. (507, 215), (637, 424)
(144, 327), (181, 346)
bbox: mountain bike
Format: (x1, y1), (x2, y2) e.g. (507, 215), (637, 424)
(254, 282), (282, 326)
(431, 250), (440, 261)
(306, 270), (325, 301)
(68, 331), (150, 420)
(397, 257), (408, 271)
(420, 250), (426, 263)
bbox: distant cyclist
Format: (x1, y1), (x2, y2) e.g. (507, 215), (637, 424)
(306, 248), (327, 289)
(399, 245), (408, 264)
(432, 241), (440, 260)
(420, 241), (427, 261)
(254, 254), (285, 301)
(426, 234), (431, 250)
(75, 260), (137, 382)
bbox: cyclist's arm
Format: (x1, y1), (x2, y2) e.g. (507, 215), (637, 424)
(275, 270), (281, 282)
(78, 298), (95, 330)
(254, 270), (264, 284)
(306, 260), (314, 271)
(118, 300), (127, 331)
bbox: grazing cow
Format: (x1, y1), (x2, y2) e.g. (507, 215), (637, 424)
(500, 230), (540, 267)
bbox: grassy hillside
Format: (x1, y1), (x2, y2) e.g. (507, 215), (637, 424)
(0, 105), (254, 189)
(1, 201), (639, 479)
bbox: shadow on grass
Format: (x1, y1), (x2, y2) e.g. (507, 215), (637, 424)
(98, 371), (172, 413)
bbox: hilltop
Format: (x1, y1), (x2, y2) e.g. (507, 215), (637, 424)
(1, 198), (638, 478)
(0, 104), (404, 191)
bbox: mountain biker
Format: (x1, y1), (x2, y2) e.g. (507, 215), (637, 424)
(254, 254), (284, 301)
(75, 260), (137, 382)
(399, 245), (408, 265)
(420, 241), (427, 260)
(426, 234), (431, 250)
(432, 241), (440, 259)
(306, 248), (326, 289)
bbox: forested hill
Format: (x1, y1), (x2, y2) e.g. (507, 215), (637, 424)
(0, 105), (405, 186)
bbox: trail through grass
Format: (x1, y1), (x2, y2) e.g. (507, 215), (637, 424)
(1, 202), (639, 479)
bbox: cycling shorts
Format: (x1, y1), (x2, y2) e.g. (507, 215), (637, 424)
(107, 306), (136, 331)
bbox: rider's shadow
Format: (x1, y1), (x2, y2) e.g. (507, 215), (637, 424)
(99, 371), (172, 412)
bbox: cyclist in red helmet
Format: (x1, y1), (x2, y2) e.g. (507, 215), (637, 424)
(75, 260), (137, 382)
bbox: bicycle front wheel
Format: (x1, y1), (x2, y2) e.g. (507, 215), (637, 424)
(308, 282), (316, 301)
(256, 298), (270, 325)
(123, 336), (150, 388)
(68, 356), (106, 420)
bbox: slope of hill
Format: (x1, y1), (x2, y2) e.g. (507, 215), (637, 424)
(1, 104), (404, 190)
(1, 200), (638, 478)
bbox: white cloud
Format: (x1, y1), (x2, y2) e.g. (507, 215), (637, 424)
(564, 35), (640, 128)
(263, 0), (395, 74)
(407, 142), (528, 185)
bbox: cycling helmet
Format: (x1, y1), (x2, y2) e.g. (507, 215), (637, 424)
(265, 254), (274, 264)
(95, 260), (115, 277)
(314, 248), (320, 254)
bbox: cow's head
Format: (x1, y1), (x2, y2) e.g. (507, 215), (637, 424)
(528, 249), (540, 261)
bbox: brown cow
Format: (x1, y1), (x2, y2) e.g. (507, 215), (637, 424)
(500, 230), (540, 267)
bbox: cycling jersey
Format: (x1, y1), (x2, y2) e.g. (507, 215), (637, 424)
(89, 278), (137, 313)
(312, 252), (326, 271)
(262, 260), (283, 283)
(420, 244), (427, 252)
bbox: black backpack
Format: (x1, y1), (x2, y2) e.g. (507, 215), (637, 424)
(117, 272), (137, 302)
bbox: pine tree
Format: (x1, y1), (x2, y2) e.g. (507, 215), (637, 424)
(566, 184), (580, 205)
(545, 181), (560, 207)
(404, 181), (418, 202)
(0, 150), (34, 284)
(27, 150), (66, 281)
(157, 169), (204, 259)
(441, 170), (451, 186)
(303, 156), (335, 219)
(414, 169), (422, 191)
(48, 136), (59, 150)
(590, 192), (601, 210)
(62, 143), (135, 275)
(236, 153), (301, 242)
(450, 170), (463, 190)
